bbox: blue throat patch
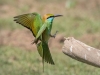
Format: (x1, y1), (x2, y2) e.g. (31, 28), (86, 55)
(47, 17), (54, 22)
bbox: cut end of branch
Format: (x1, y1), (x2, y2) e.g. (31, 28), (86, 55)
(62, 37), (100, 68)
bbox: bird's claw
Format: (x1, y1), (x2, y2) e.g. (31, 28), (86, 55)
(50, 31), (58, 38)
(31, 40), (35, 44)
(31, 39), (37, 44)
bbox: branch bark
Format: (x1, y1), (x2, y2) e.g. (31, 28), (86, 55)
(62, 37), (100, 68)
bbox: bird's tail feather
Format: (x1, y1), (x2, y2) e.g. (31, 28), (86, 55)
(36, 41), (55, 71)
(42, 41), (55, 65)
(36, 42), (44, 72)
(37, 41), (55, 64)
(37, 42), (43, 57)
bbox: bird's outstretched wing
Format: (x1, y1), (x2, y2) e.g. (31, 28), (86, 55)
(14, 13), (42, 37)
(14, 13), (35, 30)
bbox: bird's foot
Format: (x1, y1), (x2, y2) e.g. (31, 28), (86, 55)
(31, 40), (35, 44)
(31, 39), (37, 44)
(50, 31), (58, 38)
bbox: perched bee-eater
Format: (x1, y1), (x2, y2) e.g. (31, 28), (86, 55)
(14, 12), (62, 69)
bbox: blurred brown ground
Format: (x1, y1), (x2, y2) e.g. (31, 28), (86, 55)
(0, 29), (64, 50)
(0, 0), (100, 50)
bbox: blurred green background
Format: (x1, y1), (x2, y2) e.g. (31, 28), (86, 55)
(0, 0), (100, 75)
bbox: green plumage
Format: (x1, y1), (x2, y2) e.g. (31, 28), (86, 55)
(14, 12), (55, 67)
(37, 41), (54, 64)
(14, 13), (62, 71)
(14, 12), (43, 37)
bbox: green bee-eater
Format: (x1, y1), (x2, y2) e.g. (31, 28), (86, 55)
(34, 14), (62, 65)
(14, 12), (62, 69)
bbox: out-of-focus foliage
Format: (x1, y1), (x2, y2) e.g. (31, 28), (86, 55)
(65, 0), (77, 9)
(0, 46), (100, 75)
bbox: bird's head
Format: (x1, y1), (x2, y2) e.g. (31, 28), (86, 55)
(43, 14), (62, 22)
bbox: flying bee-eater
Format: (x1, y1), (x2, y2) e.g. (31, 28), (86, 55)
(35, 14), (62, 65)
(14, 12), (62, 71)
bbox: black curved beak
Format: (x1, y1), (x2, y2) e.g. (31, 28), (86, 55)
(54, 15), (63, 17)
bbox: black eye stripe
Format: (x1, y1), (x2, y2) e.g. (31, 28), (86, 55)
(47, 16), (54, 19)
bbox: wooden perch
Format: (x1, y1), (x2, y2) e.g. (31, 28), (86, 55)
(62, 37), (100, 68)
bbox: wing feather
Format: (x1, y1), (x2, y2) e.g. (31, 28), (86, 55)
(14, 13), (43, 37)
(14, 13), (35, 30)
(35, 20), (49, 39)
